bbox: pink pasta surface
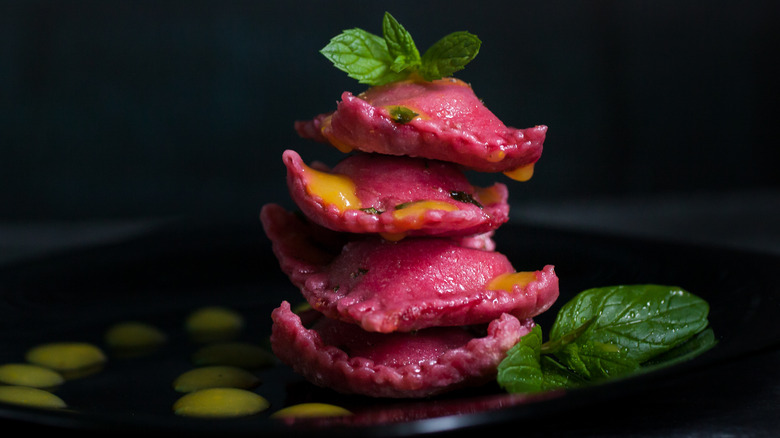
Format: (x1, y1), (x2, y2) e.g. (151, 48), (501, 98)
(261, 203), (559, 333)
(270, 301), (535, 398)
(294, 78), (546, 175)
(284, 149), (509, 237)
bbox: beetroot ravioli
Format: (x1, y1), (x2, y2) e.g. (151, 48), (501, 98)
(271, 302), (534, 398)
(284, 149), (509, 238)
(262, 14), (559, 398)
(261, 203), (558, 333)
(295, 78), (547, 179)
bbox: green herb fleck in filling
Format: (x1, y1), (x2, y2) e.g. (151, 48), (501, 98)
(449, 191), (483, 208)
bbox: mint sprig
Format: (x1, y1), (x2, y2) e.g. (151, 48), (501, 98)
(319, 28), (407, 86)
(497, 285), (716, 393)
(418, 31), (481, 81)
(497, 325), (588, 393)
(382, 12), (420, 73)
(320, 12), (481, 86)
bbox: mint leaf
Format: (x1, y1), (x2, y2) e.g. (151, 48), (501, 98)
(321, 13), (480, 85)
(320, 28), (407, 85)
(419, 31), (481, 81)
(382, 12), (420, 73)
(550, 285), (710, 371)
(566, 341), (641, 380)
(540, 316), (595, 355)
(498, 284), (714, 394)
(641, 328), (718, 371)
(497, 325), (544, 393)
(539, 356), (586, 390)
(498, 325), (591, 393)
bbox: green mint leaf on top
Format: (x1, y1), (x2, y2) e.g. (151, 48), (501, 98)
(382, 12), (421, 73)
(419, 31), (481, 81)
(320, 28), (407, 86)
(321, 13), (480, 86)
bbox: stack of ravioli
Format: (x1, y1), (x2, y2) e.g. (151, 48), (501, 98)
(261, 77), (559, 398)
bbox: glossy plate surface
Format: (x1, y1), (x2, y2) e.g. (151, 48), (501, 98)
(0, 219), (778, 436)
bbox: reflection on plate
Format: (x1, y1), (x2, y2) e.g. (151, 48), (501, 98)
(0, 219), (778, 436)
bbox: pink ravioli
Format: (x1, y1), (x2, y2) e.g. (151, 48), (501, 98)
(270, 301), (535, 398)
(294, 78), (547, 174)
(260, 203), (559, 333)
(284, 149), (509, 237)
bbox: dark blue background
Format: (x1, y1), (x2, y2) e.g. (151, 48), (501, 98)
(2, 0), (778, 221)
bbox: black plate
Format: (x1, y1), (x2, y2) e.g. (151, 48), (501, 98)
(1, 218), (779, 437)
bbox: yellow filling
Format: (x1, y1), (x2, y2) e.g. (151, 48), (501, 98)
(320, 116), (353, 153)
(503, 163), (535, 182)
(379, 232), (407, 241)
(486, 271), (537, 292)
(393, 200), (458, 222)
(486, 150), (506, 162)
(302, 163), (361, 212)
(375, 201), (459, 240)
(475, 186), (502, 205)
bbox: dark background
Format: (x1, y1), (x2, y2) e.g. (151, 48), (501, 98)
(1, 0), (778, 222)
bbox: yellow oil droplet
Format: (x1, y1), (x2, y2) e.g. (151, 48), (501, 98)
(25, 342), (106, 379)
(302, 163), (361, 212)
(503, 163), (535, 182)
(192, 342), (275, 369)
(185, 306), (244, 343)
(173, 366), (260, 393)
(0, 363), (64, 389)
(486, 271), (538, 292)
(271, 402), (353, 419)
(104, 321), (167, 356)
(0, 386), (67, 409)
(172, 388), (269, 418)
